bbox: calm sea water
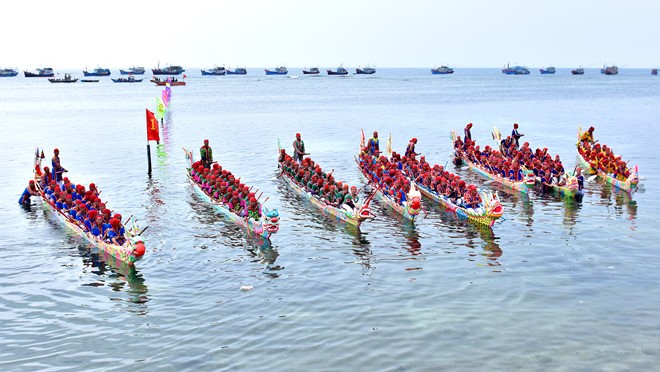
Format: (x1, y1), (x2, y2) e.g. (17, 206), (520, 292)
(1, 68), (659, 370)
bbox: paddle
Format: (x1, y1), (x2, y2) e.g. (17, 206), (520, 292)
(588, 174), (598, 182)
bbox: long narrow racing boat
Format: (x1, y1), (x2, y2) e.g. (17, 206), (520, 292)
(399, 147), (504, 227)
(184, 148), (280, 240)
(277, 148), (374, 227)
(451, 130), (535, 194)
(490, 127), (581, 198)
(355, 153), (422, 222)
(33, 149), (146, 265)
(576, 126), (639, 192)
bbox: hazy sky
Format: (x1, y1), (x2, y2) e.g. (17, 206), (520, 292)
(3, 0), (659, 69)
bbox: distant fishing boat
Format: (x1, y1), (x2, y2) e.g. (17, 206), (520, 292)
(356, 66), (376, 74)
(201, 66), (226, 76)
(302, 67), (320, 74)
(80, 79), (99, 83)
(602, 65), (618, 75)
(152, 64), (185, 75)
(571, 67), (585, 75)
(431, 66), (454, 74)
(120, 66), (145, 75)
(112, 76), (143, 83)
(83, 67), (111, 76)
(539, 66), (556, 74)
(265, 66), (288, 75)
(226, 67), (247, 75)
(48, 74), (78, 83)
(653, 68), (658, 76)
(151, 76), (185, 86)
(0, 67), (19, 77)
(24, 67), (54, 77)
(502, 64), (530, 75)
(327, 66), (348, 75)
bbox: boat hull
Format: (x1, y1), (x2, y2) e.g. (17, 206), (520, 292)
(356, 69), (375, 74)
(83, 70), (110, 76)
(265, 70), (287, 75)
(48, 78), (78, 83)
(327, 70), (348, 75)
(201, 70), (226, 76)
(355, 157), (419, 222)
(302, 70), (320, 74)
(24, 71), (54, 77)
(0, 71), (19, 77)
(120, 69), (146, 75)
(112, 78), (143, 83)
(279, 170), (367, 227)
(413, 181), (502, 228)
(226, 69), (247, 75)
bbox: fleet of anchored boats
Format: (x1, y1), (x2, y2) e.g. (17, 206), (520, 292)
(3, 63), (658, 79)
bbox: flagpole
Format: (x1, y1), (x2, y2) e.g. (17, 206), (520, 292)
(147, 141), (152, 177)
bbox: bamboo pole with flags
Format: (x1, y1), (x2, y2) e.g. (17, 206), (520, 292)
(146, 108), (160, 177)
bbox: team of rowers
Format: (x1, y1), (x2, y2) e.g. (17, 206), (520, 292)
(190, 144), (263, 220)
(279, 134), (362, 211)
(455, 123), (585, 190)
(578, 126), (632, 180)
(359, 131), (484, 210)
(23, 149), (128, 245)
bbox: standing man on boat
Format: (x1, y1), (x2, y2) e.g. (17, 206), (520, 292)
(52, 148), (67, 183)
(405, 138), (418, 158)
(200, 139), (213, 169)
(367, 131), (379, 156)
(293, 133), (307, 163)
(511, 123), (524, 148)
(580, 126), (595, 146)
(464, 123), (473, 141)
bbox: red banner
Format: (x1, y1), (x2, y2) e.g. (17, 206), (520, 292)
(146, 109), (160, 141)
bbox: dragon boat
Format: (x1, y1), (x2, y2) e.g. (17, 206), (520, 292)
(356, 132), (422, 222)
(277, 146), (374, 228)
(576, 127), (639, 192)
(451, 130), (535, 194)
(184, 148), (280, 240)
(491, 127), (581, 198)
(401, 153), (503, 228)
(32, 148), (146, 265)
(356, 156), (422, 222)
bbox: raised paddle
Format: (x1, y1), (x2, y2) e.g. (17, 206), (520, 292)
(588, 174), (598, 182)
